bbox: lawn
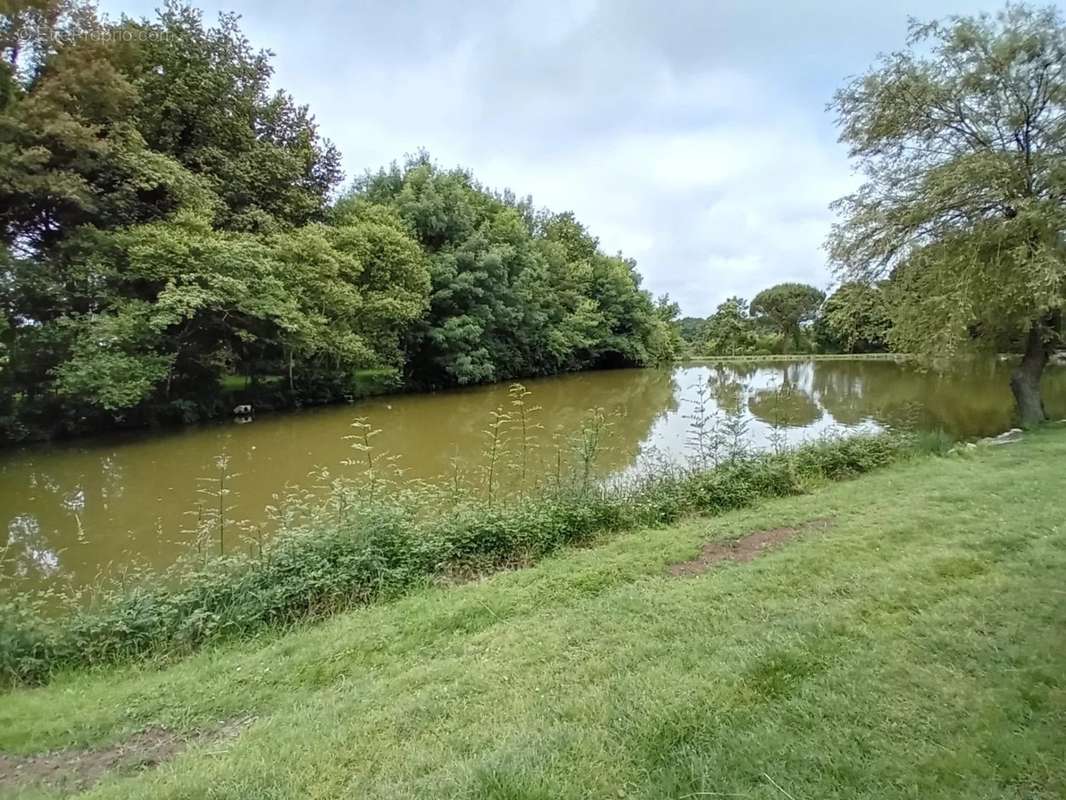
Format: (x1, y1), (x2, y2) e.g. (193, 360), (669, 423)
(1, 428), (1064, 799)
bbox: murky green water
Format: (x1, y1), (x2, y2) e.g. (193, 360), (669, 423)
(2, 358), (1064, 593)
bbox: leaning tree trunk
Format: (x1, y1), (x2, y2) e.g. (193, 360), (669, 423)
(1009, 320), (1049, 428)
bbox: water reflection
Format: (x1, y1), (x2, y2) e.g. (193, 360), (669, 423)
(706, 367), (746, 415)
(748, 388), (823, 428)
(1, 359), (1063, 593)
(744, 364), (823, 428)
(6, 513), (60, 578)
(807, 358), (1066, 435)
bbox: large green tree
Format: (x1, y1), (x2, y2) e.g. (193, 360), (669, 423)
(350, 156), (676, 388)
(702, 296), (758, 355)
(749, 283), (825, 351)
(814, 282), (892, 353)
(110, 3), (342, 232)
(828, 4), (1066, 426)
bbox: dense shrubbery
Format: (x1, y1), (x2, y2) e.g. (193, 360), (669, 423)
(0, 431), (917, 687)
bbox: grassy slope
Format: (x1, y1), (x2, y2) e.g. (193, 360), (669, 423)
(2, 429), (1065, 799)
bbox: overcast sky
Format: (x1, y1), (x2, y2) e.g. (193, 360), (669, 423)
(101, 0), (1027, 316)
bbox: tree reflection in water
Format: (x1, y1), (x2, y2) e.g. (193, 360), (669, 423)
(745, 365), (823, 428)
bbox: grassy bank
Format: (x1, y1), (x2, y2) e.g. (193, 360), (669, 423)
(0, 426), (1063, 798)
(1, 433), (912, 686)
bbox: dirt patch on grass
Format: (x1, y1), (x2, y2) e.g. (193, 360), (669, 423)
(668, 517), (834, 577)
(0, 717), (253, 793)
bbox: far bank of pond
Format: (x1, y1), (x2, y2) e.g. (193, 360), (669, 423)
(2, 357), (1064, 594)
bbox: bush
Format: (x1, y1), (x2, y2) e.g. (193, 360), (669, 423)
(0, 432), (918, 687)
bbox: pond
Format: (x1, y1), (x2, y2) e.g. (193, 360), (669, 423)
(2, 357), (1064, 594)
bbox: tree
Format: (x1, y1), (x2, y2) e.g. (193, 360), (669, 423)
(702, 296), (758, 355)
(648, 294), (684, 363)
(814, 282), (892, 353)
(0, 2), (397, 437)
(350, 156), (673, 388)
(111, 4), (342, 232)
(675, 316), (707, 349)
(749, 283), (825, 351)
(827, 4), (1066, 426)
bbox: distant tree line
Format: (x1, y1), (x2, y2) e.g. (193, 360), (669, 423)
(676, 281), (892, 356)
(0, 2), (680, 442)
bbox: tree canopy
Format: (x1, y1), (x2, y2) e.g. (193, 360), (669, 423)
(702, 296), (759, 355)
(827, 3), (1066, 425)
(749, 283), (826, 350)
(814, 282), (891, 354)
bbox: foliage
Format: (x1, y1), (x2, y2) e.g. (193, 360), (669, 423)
(701, 296), (762, 355)
(0, 5), (676, 442)
(814, 281), (892, 353)
(649, 294), (685, 362)
(827, 3), (1066, 424)
(749, 283), (826, 351)
(682, 290), (891, 358)
(675, 316), (707, 348)
(682, 288), (894, 357)
(349, 157), (678, 388)
(0, 430), (912, 686)
(114, 3), (343, 232)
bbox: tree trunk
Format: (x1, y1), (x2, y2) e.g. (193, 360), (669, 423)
(1009, 320), (1049, 428)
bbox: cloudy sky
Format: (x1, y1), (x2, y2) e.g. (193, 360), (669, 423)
(102, 0), (1020, 316)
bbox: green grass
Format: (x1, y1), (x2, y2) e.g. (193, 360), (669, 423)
(2, 428), (1065, 799)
